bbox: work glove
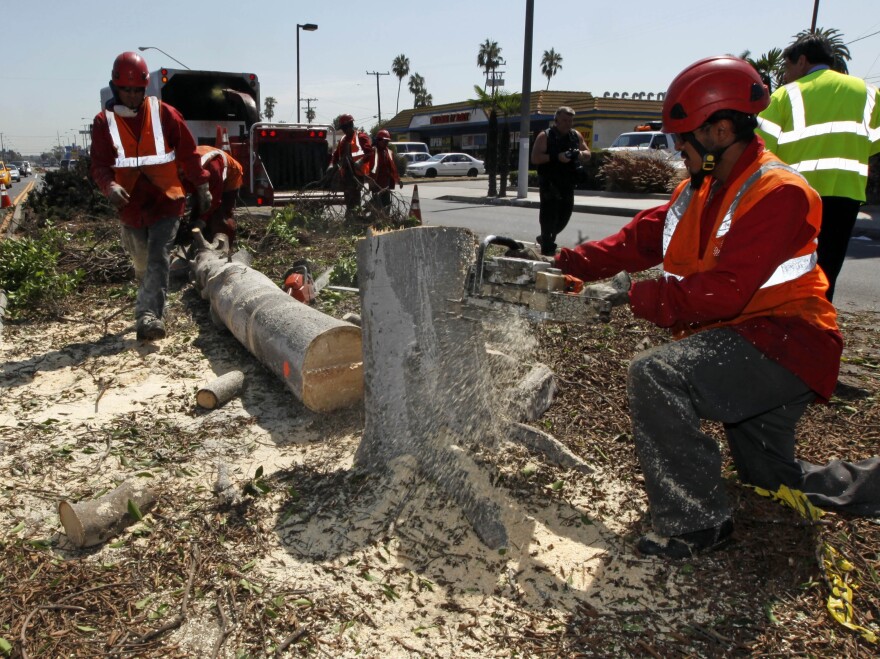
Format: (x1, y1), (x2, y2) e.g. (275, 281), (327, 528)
(505, 245), (555, 264)
(326, 163), (338, 176)
(195, 183), (212, 215)
(107, 182), (130, 210)
(584, 271), (632, 307)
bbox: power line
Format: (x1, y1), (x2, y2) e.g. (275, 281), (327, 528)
(846, 29), (880, 45)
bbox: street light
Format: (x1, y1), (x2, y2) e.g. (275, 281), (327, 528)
(137, 46), (191, 70)
(296, 23), (318, 123)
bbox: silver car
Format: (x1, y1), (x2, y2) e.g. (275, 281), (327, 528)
(407, 153), (485, 178)
(5, 164), (20, 183)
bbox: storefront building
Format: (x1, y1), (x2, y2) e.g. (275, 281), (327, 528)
(381, 90), (664, 162)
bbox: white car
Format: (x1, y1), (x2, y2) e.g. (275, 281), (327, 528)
(407, 153), (485, 178)
(5, 164), (20, 182)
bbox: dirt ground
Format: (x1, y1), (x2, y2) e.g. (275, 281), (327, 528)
(1, 202), (879, 658)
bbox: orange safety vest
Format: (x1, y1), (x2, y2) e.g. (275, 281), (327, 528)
(196, 145), (243, 191)
(105, 96), (184, 199)
(343, 132), (371, 176)
(663, 148), (838, 338)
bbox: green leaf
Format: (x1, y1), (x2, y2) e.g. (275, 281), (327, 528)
(0, 638), (11, 657)
(293, 598), (313, 607)
(550, 479), (565, 491)
(255, 465), (264, 478)
(76, 625), (97, 633)
(127, 499), (143, 521)
(10, 521), (25, 534)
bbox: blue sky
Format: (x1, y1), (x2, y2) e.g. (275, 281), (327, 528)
(3, 0), (879, 155)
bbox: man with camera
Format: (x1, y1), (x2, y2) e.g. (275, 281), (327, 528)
(531, 106), (590, 256)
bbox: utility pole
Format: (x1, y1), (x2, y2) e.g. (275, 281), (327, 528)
(517, 0), (534, 199)
(301, 98), (318, 124)
(366, 70), (390, 124)
(810, 0), (820, 32)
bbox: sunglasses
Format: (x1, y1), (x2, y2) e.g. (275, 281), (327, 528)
(118, 86), (145, 94)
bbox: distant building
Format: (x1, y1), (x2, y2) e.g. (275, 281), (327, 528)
(382, 90), (664, 161)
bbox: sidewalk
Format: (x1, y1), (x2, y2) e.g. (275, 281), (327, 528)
(415, 180), (880, 239)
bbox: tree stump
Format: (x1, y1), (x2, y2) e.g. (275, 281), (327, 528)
(355, 226), (592, 549)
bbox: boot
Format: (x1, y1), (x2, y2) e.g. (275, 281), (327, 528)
(136, 315), (166, 341)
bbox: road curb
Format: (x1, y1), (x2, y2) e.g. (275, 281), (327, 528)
(435, 194), (644, 218)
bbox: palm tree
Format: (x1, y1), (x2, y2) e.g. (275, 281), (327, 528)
(494, 91), (522, 196)
(263, 96), (277, 121)
(469, 85), (500, 196)
(408, 73), (432, 108)
(793, 27), (851, 73)
(741, 48), (785, 92)
(392, 54), (410, 115)
(540, 48), (563, 90)
(477, 39), (504, 93)
(408, 73), (425, 108)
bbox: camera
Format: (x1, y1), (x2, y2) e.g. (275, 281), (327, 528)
(565, 148), (580, 162)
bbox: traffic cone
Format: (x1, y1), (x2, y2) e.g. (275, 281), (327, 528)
(0, 184), (11, 209)
(409, 184), (422, 224)
(215, 125), (231, 153)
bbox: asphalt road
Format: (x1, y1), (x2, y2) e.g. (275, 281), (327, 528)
(417, 181), (880, 313)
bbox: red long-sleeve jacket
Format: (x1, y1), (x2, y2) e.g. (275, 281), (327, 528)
(90, 99), (209, 228)
(555, 138), (842, 400)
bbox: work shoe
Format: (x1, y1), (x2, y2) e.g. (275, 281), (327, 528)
(136, 316), (166, 341)
(635, 518), (734, 559)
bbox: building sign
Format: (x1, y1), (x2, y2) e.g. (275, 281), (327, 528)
(430, 136), (452, 149)
(461, 134), (487, 150)
(430, 112), (471, 125)
(410, 109), (486, 128)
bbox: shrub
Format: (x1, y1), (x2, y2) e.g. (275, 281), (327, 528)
(599, 152), (683, 194)
(0, 223), (84, 315)
(25, 157), (114, 222)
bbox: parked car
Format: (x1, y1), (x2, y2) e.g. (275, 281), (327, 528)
(401, 152), (432, 165)
(390, 141), (429, 155)
(406, 153), (485, 178)
(59, 159), (78, 171)
(5, 164), (20, 183)
(0, 161), (11, 187)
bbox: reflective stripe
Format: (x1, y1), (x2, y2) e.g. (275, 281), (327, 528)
(867, 84), (880, 143)
(786, 82), (806, 132)
(349, 133), (364, 159)
(774, 80), (877, 145)
(201, 149), (228, 181)
(663, 161), (817, 289)
(104, 97), (177, 168)
(793, 157), (869, 176)
(756, 116), (782, 139)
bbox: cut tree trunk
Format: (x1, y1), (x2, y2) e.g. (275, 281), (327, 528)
(355, 226), (592, 549)
(190, 230), (363, 413)
(197, 371), (245, 410)
(59, 479), (156, 547)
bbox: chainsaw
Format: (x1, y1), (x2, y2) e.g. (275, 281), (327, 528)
(456, 235), (627, 324)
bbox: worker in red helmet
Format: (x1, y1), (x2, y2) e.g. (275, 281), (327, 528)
(329, 114), (373, 217)
(90, 51), (212, 341)
(179, 145), (244, 246)
(512, 56), (880, 558)
(368, 129), (402, 212)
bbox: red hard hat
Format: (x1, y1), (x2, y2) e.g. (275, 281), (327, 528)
(376, 129), (391, 141)
(662, 56), (769, 134)
(112, 51), (150, 88)
(337, 114), (355, 126)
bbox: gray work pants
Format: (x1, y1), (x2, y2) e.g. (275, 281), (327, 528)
(120, 215), (180, 322)
(627, 328), (880, 536)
